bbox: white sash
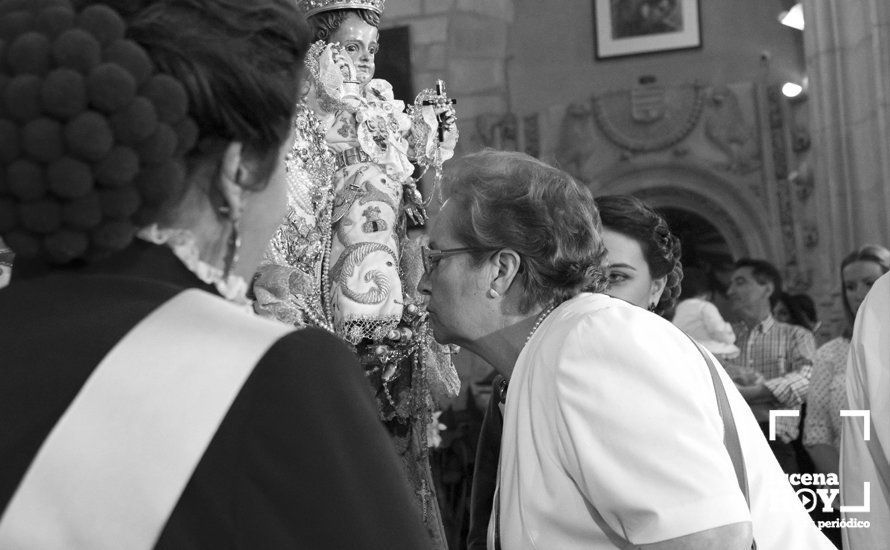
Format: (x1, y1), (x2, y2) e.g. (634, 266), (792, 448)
(0, 289), (292, 550)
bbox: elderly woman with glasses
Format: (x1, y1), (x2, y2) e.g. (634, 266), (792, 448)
(419, 150), (834, 549)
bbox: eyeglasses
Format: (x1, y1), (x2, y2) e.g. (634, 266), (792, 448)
(420, 245), (495, 275)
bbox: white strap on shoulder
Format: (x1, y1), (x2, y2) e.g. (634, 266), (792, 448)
(0, 289), (292, 550)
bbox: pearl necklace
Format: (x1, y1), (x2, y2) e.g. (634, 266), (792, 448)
(525, 303), (557, 344)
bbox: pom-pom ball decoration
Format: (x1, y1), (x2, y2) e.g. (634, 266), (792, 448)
(104, 39), (152, 86)
(35, 6), (75, 38)
(51, 29), (101, 74)
(95, 145), (138, 187)
(7, 159), (46, 201)
(61, 192), (100, 229)
(110, 96), (156, 144)
(0, 0), (196, 264)
(0, 118), (20, 162)
(76, 5), (125, 47)
(41, 68), (87, 118)
(141, 75), (188, 124)
(0, 196), (17, 231)
(20, 199), (61, 234)
(0, 11), (35, 43)
(22, 117), (63, 162)
(88, 63), (136, 112)
(8, 32), (52, 75)
(5, 75), (43, 122)
(65, 110), (114, 161)
(47, 156), (93, 198)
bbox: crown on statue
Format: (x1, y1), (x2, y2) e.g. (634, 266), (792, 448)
(298, 0), (385, 18)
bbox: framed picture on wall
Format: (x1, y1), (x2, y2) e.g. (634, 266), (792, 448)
(594, 0), (702, 59)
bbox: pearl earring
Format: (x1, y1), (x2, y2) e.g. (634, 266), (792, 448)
(487, 288), (500, 299)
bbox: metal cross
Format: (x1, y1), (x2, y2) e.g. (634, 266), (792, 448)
(421, 79), (457, 142)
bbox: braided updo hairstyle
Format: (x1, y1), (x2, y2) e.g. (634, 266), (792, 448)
(0, 0), (308, 264)
(594, 194), (683, 316)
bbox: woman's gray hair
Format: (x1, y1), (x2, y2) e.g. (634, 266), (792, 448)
(442, 149), (607, 313)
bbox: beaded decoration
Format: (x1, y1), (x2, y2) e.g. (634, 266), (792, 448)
(408, 85), (458, 206)
(304, 40), (361, 115)
(525, 303), (557, 344)
(0, 0), (198, 264)
(258, 103), (337, 331)
(297, 0), (386, 18)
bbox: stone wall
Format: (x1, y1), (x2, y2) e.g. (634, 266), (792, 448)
(381, 0), (515, 156)
(380, 1), (518, 407)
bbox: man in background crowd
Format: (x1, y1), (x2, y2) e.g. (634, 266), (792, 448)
(727, 259), (815, 473)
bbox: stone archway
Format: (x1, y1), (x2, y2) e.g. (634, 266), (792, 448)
(658, 207), (732, 269)
(590, 160), (775, 262)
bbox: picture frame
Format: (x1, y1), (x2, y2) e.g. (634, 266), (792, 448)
(594, 0), (702, 59)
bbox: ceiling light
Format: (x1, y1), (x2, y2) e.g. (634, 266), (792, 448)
(779, 3), (804, 31)
(782, 82), (804, 98)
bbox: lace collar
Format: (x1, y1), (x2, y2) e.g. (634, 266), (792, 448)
(137, 224), (249, 305)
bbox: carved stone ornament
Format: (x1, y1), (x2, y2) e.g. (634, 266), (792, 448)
(790, 159), (814, 202)
(802, 221), (819, 249)
(767, 85), (798, 266)
(784, 264), (813, 292)
(476, 113), (518, 150)
(703, 86), (762, 174)
(592, 82), (706, 153)
(555, 102), (597, 177)
(792, 123), (811, 153)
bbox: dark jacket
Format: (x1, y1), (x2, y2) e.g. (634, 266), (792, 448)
(467, 376), (506, 550)
(0, 241), (430, 549)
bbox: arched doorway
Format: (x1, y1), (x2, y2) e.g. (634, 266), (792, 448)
(658, 207), (732, 272)
(656, 207), (739, 322)
(590, 160), (776, 262)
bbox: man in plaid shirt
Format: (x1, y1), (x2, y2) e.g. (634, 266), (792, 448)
(727, 259), (815, 474)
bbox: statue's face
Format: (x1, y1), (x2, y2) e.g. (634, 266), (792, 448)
(329, 13), (379, 86)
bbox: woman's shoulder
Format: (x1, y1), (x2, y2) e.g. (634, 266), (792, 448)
(262, 328), (360, 379)
(238, 326), (371, 416)
(558, 292), (657, 322)
(557, 292), (618, 314)
(816, 336), (850, 361)
(542, 295), (714, 400)
(553, 293), (684, 349)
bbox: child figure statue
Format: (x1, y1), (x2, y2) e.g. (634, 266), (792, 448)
(253, 1), (459, 545)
